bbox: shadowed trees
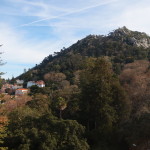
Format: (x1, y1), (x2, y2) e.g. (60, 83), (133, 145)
(79, 58), (130, 149)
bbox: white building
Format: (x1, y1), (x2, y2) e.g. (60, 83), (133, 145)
(27, 81), (36, 88)
(12, 84), (23, 90)
(36, 80), (45, 87)
(27, 80), (45, 88)
(16, 80), (24, 85)
(15, 88), (28, 96)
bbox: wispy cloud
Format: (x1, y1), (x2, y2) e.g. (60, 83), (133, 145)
(17, 0), (117, 27)
(1, 0), (150, 79)
(113, 0), (150, 33)
(0, 22), (79, 78)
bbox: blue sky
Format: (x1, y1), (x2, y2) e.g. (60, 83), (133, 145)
(0, 0), (150, 79)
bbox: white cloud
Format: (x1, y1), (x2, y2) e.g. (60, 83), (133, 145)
(1, 0), (150, 79)
(0, 23), (79, 78)
(1, 0), (68, 18)
(113, 0), (150, 34)
(0, 24), (50, 77)
(17, 0), (117, 27)
(0, 23), (47, 64)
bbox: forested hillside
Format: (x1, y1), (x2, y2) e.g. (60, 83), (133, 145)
(2, 27), (150, 150)
(18, 26), (150, 84)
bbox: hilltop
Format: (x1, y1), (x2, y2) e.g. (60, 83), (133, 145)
(17, 26), (150, 85)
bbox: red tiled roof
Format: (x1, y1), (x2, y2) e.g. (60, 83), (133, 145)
(16, 88), (28, 91)
(36, 80), (45, 85)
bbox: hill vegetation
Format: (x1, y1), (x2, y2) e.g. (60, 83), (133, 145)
(1, 27), (150, 150)
(18, 26), (150, 84)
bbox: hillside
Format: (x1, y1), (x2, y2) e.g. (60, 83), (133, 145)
(4, 27), (150, 150)
(17, 26), (150, 84)
(120, 60), (150, 116)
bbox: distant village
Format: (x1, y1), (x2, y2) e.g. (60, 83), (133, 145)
(0, 80), (45, 96)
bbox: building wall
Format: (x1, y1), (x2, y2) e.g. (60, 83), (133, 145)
(37, 84), (45, 87)
(15, 89), (28, 95)
(27, 82), (36, 88)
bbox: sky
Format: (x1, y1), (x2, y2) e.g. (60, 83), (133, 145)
(0, 0), (150, 79)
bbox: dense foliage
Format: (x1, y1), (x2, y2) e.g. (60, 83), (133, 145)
(3, 58), (131, 150)
(78, 58), (130, 149)
(2, 27), (150, 149)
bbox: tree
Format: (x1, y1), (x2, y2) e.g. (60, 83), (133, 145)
(23, 68), (27, 73)
(54, 97), (67, 119)
(44, 72), (66, 89)
(29, 85), (51, 96)
(0, 78), (5, 89)
(0, 45), (5, 76)
(80, 58), (115, 129)
(0, 116), (8, 150)
(9, 76), (16, 84)
(0, 126), (8, 150)
(79, 57), (130, 149)
(5, 109), (89, 150)
(0, 45), (5, 89)
(119, 60), (150, 117)
(121, 113), (150, 150)
(26, 94), (51, 115)
(29, 85), (41, 95)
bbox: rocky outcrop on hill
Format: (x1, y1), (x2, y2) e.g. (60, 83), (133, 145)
(110, 26), (150, 48)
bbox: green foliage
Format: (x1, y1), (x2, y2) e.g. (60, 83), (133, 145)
(5, 112), (89, 150)
(0, 126), (8, 150)
(54, 97), (67, 110)
(79, 58), (130, 149)
(4, 92), (89, 150)
(51, 85), (80, 120)
(29, 85), (51, 96)
(29, 85), (40, 95)
(26, 94), (51, 115)
(53, 97), (67, 119)
(0, 78), (4, 89)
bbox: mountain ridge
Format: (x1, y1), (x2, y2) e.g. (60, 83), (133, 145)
(109, 26), (150, 48)
(16, 26), (150, 84)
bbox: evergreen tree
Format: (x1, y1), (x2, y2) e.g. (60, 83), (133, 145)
(79, 58), (130, 149)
